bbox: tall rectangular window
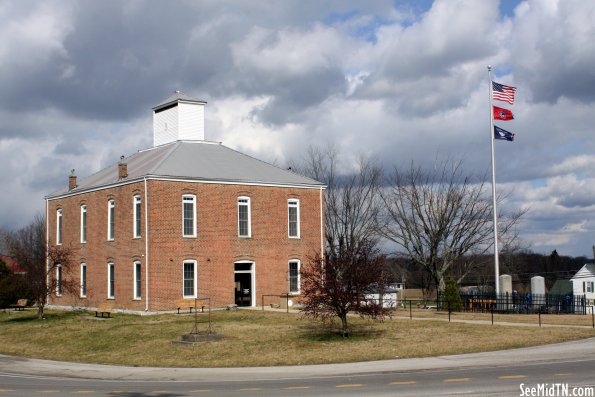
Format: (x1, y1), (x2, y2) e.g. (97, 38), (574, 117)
(237, 197), (251, 237)
(107, 200), (115, 241)
(289, 260), (300, 294)
(56, 264), (62, 296)
(183, 260), (197, 298)
(80, 263), (87, 297)
(56, 209), (62, 245)
(80, 205), (87, 243)
(182, 195), (196, 237)
(134, 261), (141, 299)
(108, 262), (115, 298)
(288, 199), (300, 238)
(133, 195), (141, 238)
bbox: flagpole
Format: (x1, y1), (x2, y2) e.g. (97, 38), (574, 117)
(488, 65), (500, 295)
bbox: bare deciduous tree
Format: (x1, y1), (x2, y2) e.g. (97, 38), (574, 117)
(380, 159), (525, 293)
(5, 214), (77, 319)
(289, 145), (383, 257)
(300, 240), (391, 337)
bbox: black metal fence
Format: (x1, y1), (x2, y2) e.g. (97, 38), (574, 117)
(449, 292), (589, 315)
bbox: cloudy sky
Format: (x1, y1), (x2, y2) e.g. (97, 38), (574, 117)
(1, 0), (594, 257)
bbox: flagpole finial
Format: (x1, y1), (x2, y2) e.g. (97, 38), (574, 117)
(487, 65), (492, 71)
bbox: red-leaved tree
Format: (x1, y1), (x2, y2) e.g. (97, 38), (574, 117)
(300, 240), (391, 337)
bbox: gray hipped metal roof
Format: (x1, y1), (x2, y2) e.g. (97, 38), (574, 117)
(152, 91), (206, 111)
(47, 141), (324, 198)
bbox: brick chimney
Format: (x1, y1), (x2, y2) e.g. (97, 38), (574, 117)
(118, 156), (128, 179)
(68, 169), (77, 190)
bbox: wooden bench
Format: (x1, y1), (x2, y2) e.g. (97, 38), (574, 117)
(176, 298), (196, 314)
(95, 302), (115, 318)
(10, 299), (28, 311)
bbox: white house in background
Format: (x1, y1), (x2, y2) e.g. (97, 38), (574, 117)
(571, 264), (595, 313)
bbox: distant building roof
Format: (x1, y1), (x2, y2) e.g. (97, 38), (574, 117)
(0, 255), (26, 274)
(549, 279), (573, 295)
(47, 140), (324, 199)
(571, 264), (595, 279)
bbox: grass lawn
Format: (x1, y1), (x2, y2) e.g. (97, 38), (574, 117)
(0, 308), (593, 368)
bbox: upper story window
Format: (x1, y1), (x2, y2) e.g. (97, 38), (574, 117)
(133, 195), (141, 238)
(237, 197), (251, 238)
(80, 205), (87, 243)
(288, 199), (300, 238)
(584, 281), (594, 293)
(182, 195), (197, 237)
(107, 200), (115, 241)
(56, 208), (63, 245)
(288, 260), (300, 294)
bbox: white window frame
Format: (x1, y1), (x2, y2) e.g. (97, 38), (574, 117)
(56, 264), (62, 296)
(183, 260), (198, 298)
(107, 262), (115, 299)
(288, 260), (301, 294)
(80, 204), (87, 243)
(288, 199), (300, 238)
(107, 200), (115, 241)
(56, 208), (62, 245)
(133, 261), (142, 299)
(237, 196), (252, 238)
(182, 195), (197, 238)
(133, 195), (141, 238)
(80, 263), (87, 298)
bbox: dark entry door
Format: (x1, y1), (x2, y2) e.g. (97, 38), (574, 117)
(235, 272), (252, 306)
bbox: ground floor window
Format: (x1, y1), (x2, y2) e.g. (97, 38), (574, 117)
(108, 263), (115, 299)
(80, 263), (87, 297)
(134, 261), (141, 299)
(183, 261), (197, 298)
(56, 264), (62, 296)
(289, 260), (300, 294)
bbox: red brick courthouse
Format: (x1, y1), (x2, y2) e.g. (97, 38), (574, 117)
(45, 92), (325, 312)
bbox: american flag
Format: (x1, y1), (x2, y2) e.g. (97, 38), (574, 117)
(492, 81), (516, 105)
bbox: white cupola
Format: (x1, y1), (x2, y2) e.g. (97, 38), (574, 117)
(152, 91), (207, 146)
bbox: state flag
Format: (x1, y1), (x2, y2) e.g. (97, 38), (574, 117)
(493, 105), (514, 121)
(494, 125), (515, 142)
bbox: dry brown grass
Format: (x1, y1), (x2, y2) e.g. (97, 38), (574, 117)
(0, 308), (593, 368)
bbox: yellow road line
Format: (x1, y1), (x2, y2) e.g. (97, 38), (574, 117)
(189, 390), (214, 393)
(38, 391), (60, 394)
(283, 386), (311, 390)
(238, 388), (262, 391)
(444, 378), (471, 382)
(0, 390), (16, 393)
(498, 375), (527, 379)
(71, 392), (95, 394)
(336, 384), (364, 388)
(555, 373), (572, 376)
(390, 381), (417, 385)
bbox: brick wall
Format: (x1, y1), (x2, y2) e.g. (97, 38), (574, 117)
(47, 179), (324, 312)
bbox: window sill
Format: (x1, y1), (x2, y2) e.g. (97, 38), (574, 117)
(288, 292), (301, 296)
(133, 298), (142, 301)
(107, 297), (115, 300)
(288, 236), (301, 240)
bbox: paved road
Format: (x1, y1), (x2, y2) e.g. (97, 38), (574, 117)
(1, 337), (594, 396)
